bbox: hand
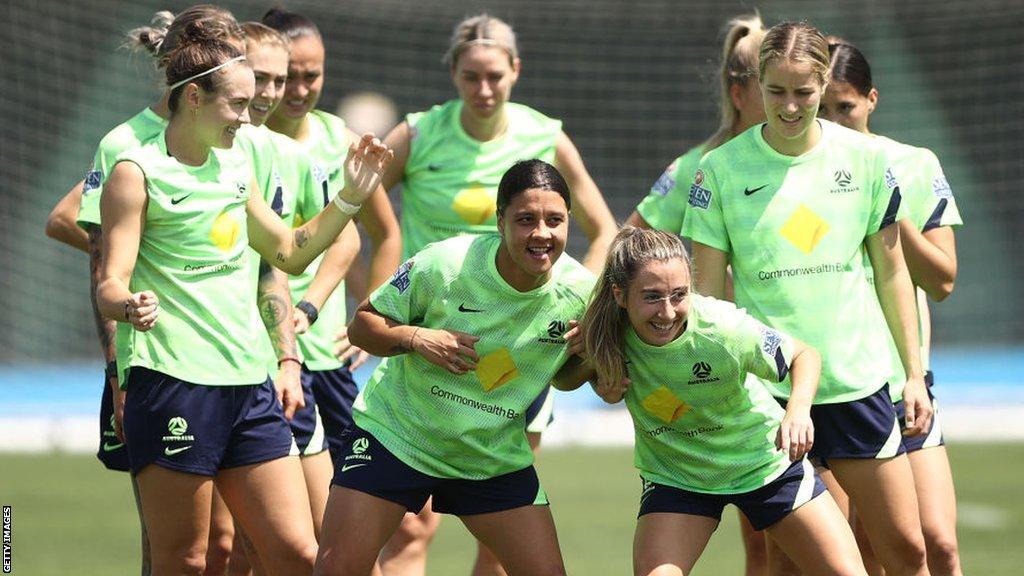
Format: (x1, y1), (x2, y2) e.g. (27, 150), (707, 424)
(274, 360), (304, 420)
(776, 406), (814, 461)
(564, 319), (586, 358)
(110, 380), (126, 442)
(902, 374), (934, 437)
(592, 377), (629, 404)
(333, 327), (372, 370)
(411, 328), (480, 375)
(125, 291), (159, 331)
(339, 134), (394, 206)
(293, 307), (311, 334)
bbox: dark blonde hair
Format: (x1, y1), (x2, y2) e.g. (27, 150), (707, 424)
(444, 14), (518, 67)
(125, 5), (243, 62)
(582, 228), (691, 387)
(242, 21), (289, 54)
(705, 13), (767, 150)
(162, 29), (247, 114)
(758, 21), (830, 86)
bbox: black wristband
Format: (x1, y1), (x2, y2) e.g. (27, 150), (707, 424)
(296, 300), (319, 325)
(104, 361), (118, 380)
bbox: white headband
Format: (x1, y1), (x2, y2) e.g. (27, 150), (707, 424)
(168, 55), (246, 91)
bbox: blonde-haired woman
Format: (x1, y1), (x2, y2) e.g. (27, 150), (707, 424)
(682, 21), (931, 576)
(626, 13), (766, 235)
(375, 13), (617, 576)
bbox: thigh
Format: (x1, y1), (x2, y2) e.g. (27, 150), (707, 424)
(460, 505), (566, 576)
(302, 450), (334, 537)
(135, 464), (214, 571)
(829, 456), (926, 566)
(633, 513), (718, 576)
(907, 446), (958, 543)
(216, 456), (317, 575)
(316, 486), (409, 576)
(765, 492), (866, 576)
(817, 467), (851, 519)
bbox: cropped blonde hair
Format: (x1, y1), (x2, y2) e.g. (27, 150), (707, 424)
(444, 14), (518, 67)
(705, 13), (767, 150)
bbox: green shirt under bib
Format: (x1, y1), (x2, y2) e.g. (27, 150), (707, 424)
(115, 131), (266, 386)
(400, 100), (561, 258)
(354, 234), (594, 479)
(626, 295), (795, 494)
(682, 120), (903, 404)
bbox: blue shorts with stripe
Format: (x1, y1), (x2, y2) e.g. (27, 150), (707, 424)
(778, 383), (906, 467)
(638, 459), (826, 531)
(96, 376), (130, 472)
(123, 367), (296, 476)
(525, 385), (555, 434)
(897, 371), (944, 452)
(332, 425), (548, 516)
(306, 364), (359, 462)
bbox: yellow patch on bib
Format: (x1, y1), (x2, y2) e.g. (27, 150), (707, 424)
(780, 204), (830, 254)
(209, 211), (241, 252)
(476, 347), (519, 392)
(641, 386), (691, 424)
(452, 186), (497, 225)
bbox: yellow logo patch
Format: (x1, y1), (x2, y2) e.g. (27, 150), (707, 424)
(209, 211), (241, 252)
(780, 204), (830, 254)
(476, 347), (519, 392)
(452, 186), (496, 225)
(641, 386), (691, 424)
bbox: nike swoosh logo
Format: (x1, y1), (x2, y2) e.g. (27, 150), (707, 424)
(458, 304), (484, 313)
(170, 193), (193, 205)
(744, 185), (767, 196)
(164, 445), (193, 456)
(102, 441), (125, 452)
(341, 463), (368, 472)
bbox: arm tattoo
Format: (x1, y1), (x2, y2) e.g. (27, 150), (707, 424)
(294, 228), (310, 248)
(87, 227), (117, 362)
(257, 259), (297, 359)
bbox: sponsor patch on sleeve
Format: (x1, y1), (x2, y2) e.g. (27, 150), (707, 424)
(760, 326), (783, 357)
(83, 169), (102, 194)
(651, 162), (677, 197)
(311, 161), (328, 189)
(932, 174), (953, 199)
(884, 167), (898, 189)
(688, 184), (712, 210)
(389, 259), (415, 294)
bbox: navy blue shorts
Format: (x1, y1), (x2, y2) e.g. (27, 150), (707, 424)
(123, 367), (297, 476)
(779, 383), (905, 467)
(97, 376), (130, 472)
(307, 364), (359, 461)
(638, 459), (826, 531)
(289, 370), (329, 456)
(332, 426), (549, 516)
(898, 371), (944, 452)
(525, 385), (555, 434)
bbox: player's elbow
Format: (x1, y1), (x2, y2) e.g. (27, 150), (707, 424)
(44, 211), (69, 241)
(929, 278), (955, 302)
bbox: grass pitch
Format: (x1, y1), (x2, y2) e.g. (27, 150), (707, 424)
(2, 444), (1020, 574)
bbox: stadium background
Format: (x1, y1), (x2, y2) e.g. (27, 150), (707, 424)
(3, 0), (1023, 362)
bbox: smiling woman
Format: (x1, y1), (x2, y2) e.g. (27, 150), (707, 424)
(92, 23), (392, 574)
(314, 159), (595, 576)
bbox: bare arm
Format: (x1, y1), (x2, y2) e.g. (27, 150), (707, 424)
(691, 242), (729, 299)
(46, 181), (89, 252)
(898, 220), (957, 301)
(866, 224), (931, 435)
(554, 131), (617, 273)
(349, 301), (479, 374)
(352, 125), (404, 294)
(96, 162), (159, 329)
(256, 259), (303, 419)
(776, 338), (820, 461)
(88, 224), (126, 438)
(248, 135), (392, 275)
(298, 222), (361, 310)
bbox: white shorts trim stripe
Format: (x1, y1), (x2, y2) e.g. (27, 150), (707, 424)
(792, 458), (816, 510)
(922, 398), (943, 449)
(526, 389), (555, 434)
(876, 414), (903, 458)
(303, 404), (329, 456)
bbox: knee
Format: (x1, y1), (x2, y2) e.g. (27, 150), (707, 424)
(391, 514), (440, 548)
(891, 534), (929, 573)
(925, 534), (961, 573)
(204, 533), (234, 575)
(179, 552), (208, 576)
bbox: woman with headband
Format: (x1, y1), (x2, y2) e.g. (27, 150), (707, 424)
(95, 23), (392, 573)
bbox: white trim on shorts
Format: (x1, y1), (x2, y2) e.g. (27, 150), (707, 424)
(922, 398), (943, 449)
(526, 389), (555, 434)
(792, 458), (816, 510)
(876, 413), (903, 458)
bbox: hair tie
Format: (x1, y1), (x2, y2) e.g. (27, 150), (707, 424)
(168, 55), (246, 91)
